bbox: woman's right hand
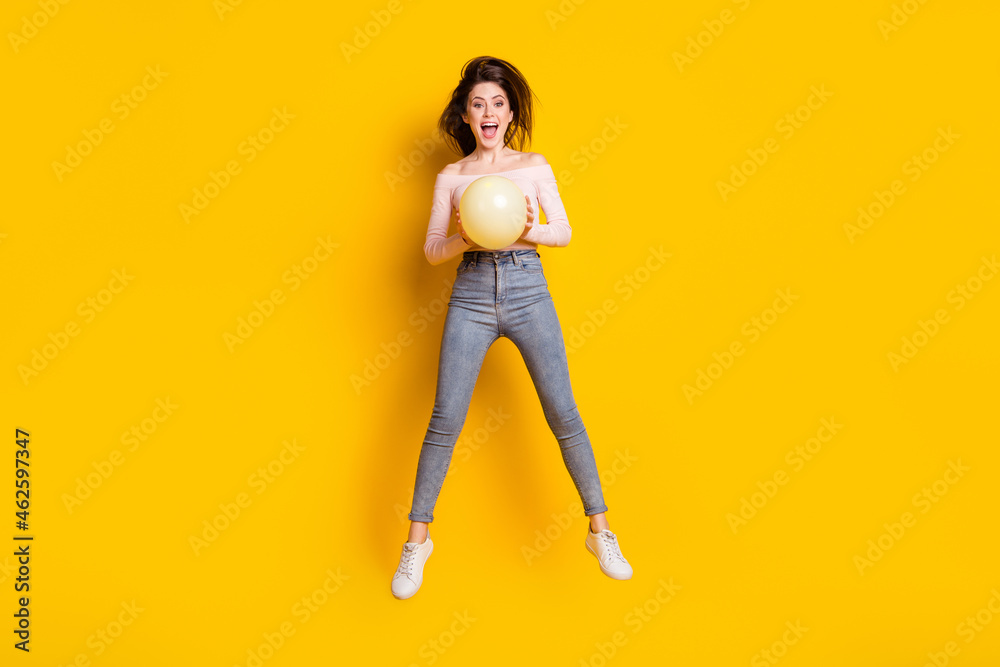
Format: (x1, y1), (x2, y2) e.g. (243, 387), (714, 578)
(455, 207), (472, 246)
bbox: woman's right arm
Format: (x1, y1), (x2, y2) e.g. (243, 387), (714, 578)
(423, 180), (470, 265)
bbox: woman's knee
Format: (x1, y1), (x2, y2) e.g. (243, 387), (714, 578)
(544, 403), (586, 436)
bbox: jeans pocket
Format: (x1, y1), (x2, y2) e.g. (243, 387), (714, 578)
(519, 258), (543, 274)
(457, 259), (474, 274)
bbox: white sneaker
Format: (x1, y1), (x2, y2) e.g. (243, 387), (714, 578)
(391, 533), (434, 599)
(585, 526), (633, 580)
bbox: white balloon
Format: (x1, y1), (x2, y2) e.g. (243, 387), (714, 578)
(459, 176), (527, 250)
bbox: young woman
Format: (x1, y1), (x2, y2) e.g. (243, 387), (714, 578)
(391, 56), (632, 600)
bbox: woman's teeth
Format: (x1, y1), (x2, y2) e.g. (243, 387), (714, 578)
(481, 123), (498, 138)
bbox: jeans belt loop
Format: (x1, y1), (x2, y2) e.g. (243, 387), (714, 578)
(511, 250), (520, 266)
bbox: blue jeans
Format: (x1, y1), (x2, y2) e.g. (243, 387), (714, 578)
(407, 249), (608, 523)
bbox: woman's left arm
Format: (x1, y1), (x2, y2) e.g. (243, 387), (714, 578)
(520, 165), (572, 247)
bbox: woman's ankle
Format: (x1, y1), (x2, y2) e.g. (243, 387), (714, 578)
(407, 522), (429, 543)
(589, 515), (610, 533)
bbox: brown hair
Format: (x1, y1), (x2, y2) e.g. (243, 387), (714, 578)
(437, 56), (539, 157)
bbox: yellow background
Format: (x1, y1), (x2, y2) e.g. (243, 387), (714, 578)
(3, 0), (998, 664)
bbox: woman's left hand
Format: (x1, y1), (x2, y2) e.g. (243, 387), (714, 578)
(518, 195), (535, 239)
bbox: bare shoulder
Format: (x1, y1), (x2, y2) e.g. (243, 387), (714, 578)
(522, 152), (550, 167)
(439, 161), (464, 175)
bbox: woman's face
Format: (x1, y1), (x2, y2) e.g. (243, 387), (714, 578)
(462, 81), (514, 149)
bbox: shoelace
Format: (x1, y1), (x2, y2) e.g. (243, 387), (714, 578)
(599, 531), (628, 565)
(396, 543), (418, 577)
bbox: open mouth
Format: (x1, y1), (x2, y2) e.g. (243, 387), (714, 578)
(481, 122), (498, 139)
